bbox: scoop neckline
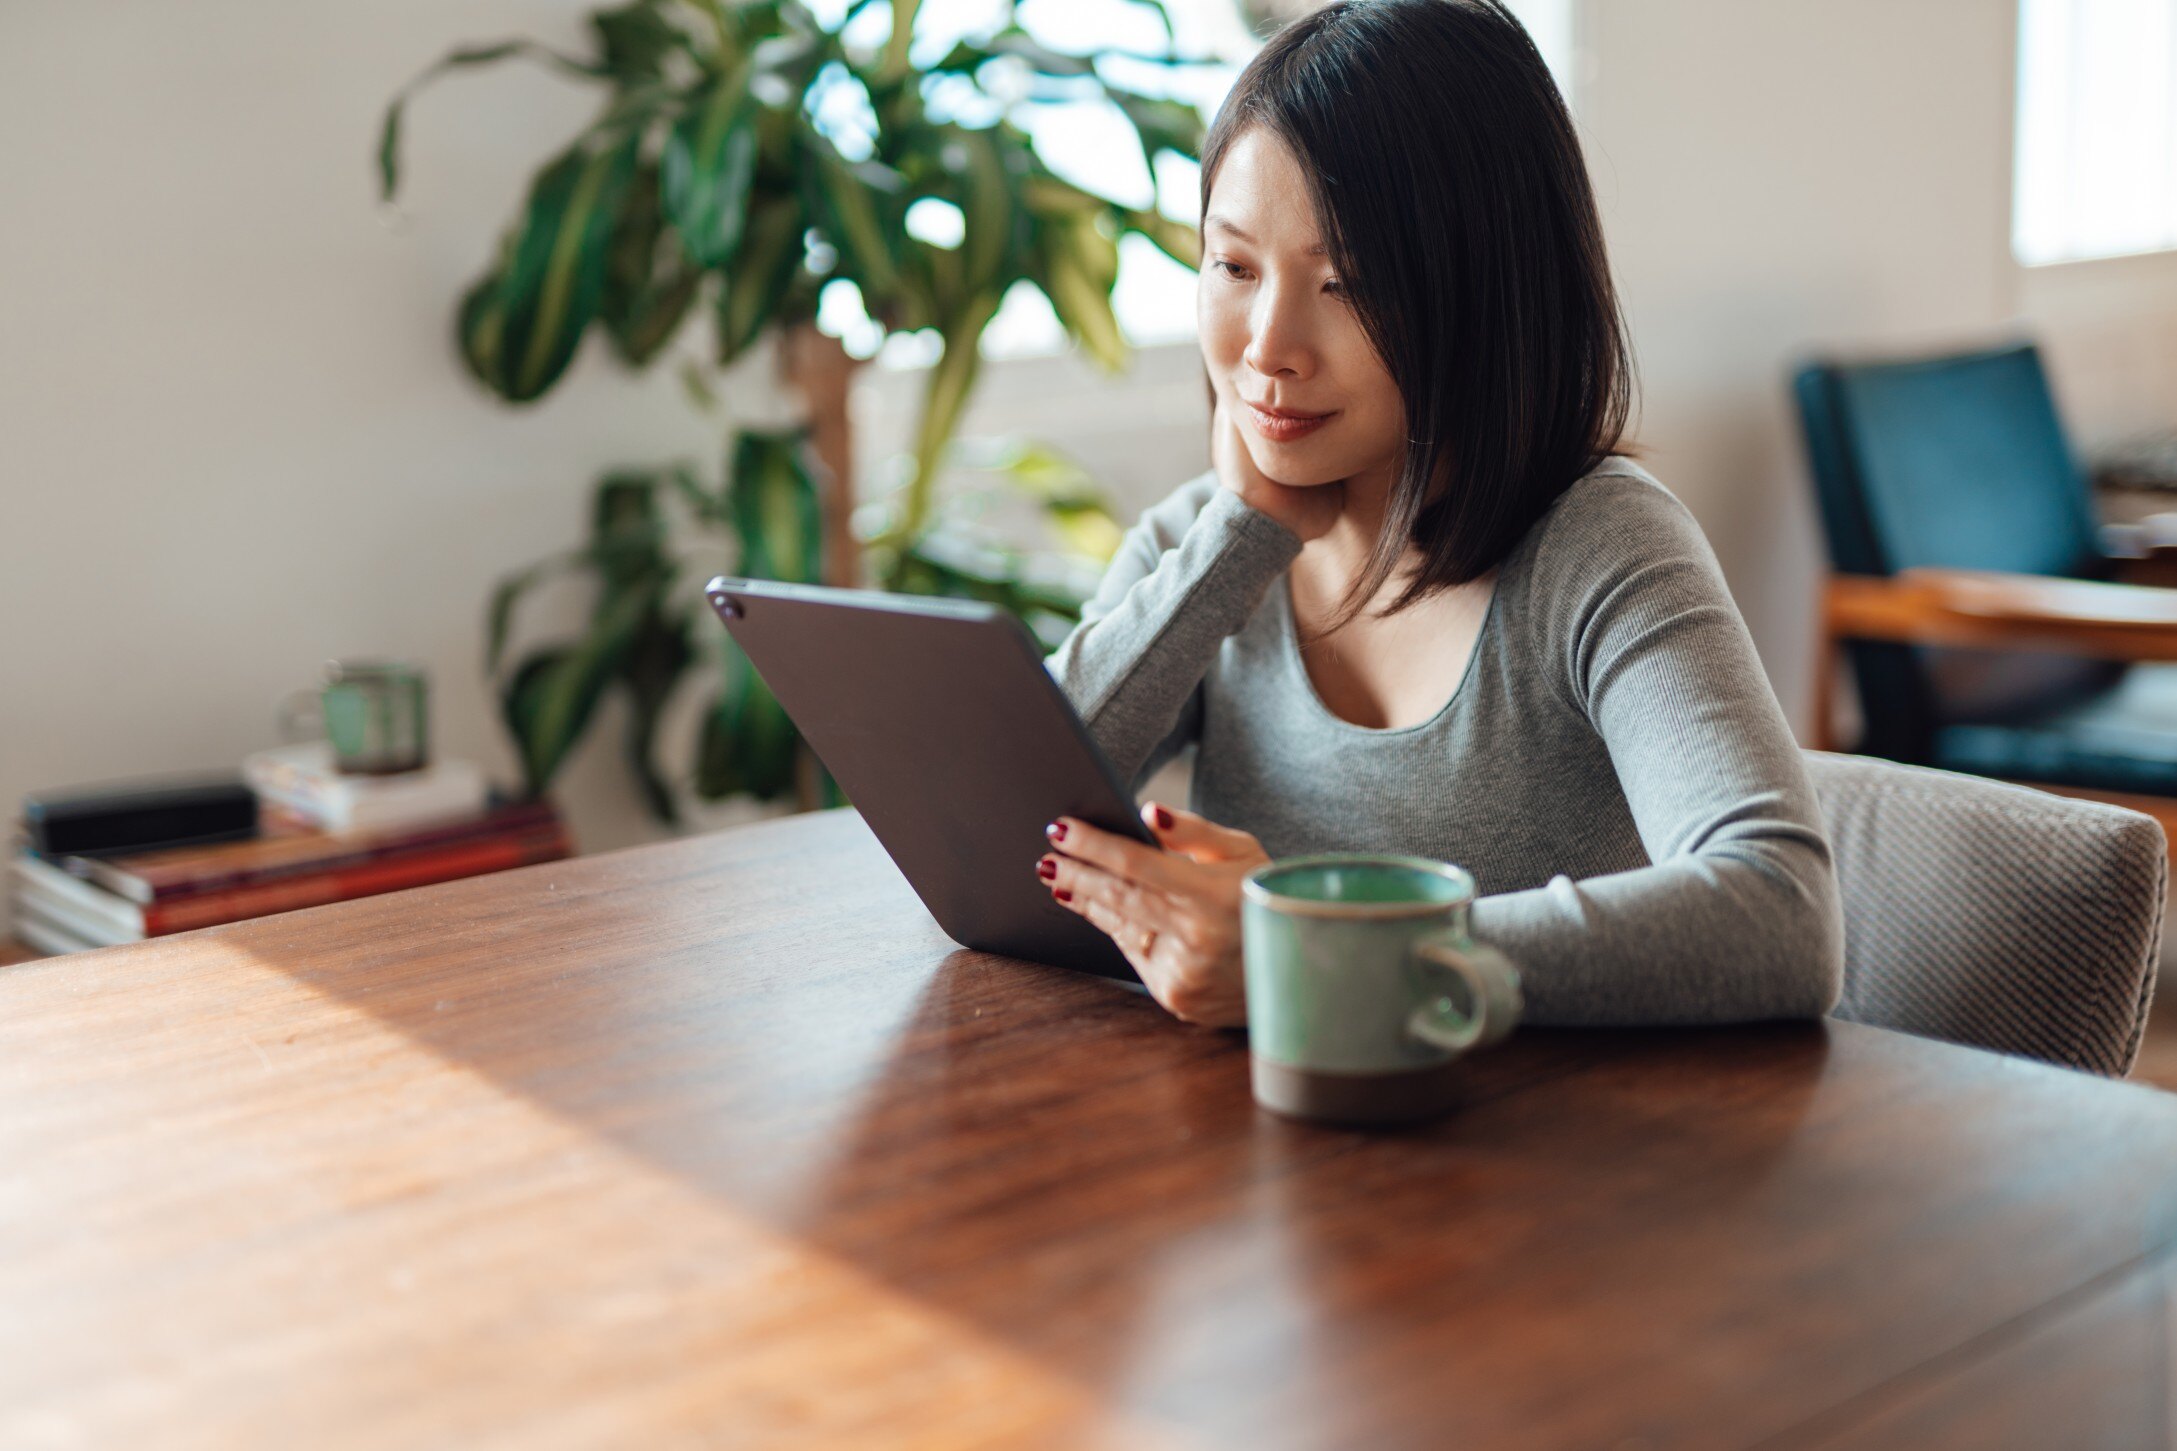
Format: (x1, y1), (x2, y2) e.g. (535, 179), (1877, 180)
(1277, 569), (1499, 737)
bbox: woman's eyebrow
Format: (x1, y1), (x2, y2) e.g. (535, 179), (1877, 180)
(1203, 214), (1327, 256)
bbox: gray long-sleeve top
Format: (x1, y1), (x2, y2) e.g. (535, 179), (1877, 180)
(1043, 460), (1844, 1026)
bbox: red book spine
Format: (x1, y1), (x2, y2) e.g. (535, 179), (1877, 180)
(143, 828), (572, 935)
(119, 802), (563, 902)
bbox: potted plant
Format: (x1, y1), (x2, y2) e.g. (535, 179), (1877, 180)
(379, 0), (1211, 817)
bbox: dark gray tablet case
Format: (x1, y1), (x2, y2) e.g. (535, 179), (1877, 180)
(702, 574), (1155, 983)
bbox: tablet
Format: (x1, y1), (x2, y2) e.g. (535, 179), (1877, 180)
(701, 574), (1157, 983)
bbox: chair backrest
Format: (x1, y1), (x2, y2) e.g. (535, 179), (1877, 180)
(1792, 341), (2118, 760)
(1805, 750), (2164, 1076)
(1794, 341), (2099, 577)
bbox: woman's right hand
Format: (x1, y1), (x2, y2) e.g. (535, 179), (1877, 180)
(1212, 396), (1345, 544)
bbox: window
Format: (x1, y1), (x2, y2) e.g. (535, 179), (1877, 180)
(2014, 0), (2177, 266)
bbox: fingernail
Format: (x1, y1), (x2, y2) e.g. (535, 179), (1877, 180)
(1045, 821), (1068, 842)
(1036, 857), (1057, 881)
(1054, 887), (1073, 903)
(1151, 804), (1174, 831)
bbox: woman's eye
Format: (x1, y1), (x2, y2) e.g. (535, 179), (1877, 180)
(1208, 259), (1344, 295)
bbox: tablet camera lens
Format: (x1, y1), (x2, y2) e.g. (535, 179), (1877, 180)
(713, 596), (742, 619)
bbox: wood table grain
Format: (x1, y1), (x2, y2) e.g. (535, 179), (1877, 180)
(3, 807), (2175, 1450)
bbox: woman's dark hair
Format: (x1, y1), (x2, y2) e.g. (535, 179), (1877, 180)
(1202, 0), (1636, 629)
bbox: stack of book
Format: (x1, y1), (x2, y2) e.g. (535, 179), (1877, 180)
(13, 747), (572, 954)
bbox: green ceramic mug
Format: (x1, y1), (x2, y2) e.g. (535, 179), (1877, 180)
(280, 661), (430, 776)
(1240, 854), (1524, 1125)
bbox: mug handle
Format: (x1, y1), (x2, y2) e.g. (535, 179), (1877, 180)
(1407, 935), (1524, 1054)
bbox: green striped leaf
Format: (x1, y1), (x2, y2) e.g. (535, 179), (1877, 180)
(500, 578), (653, 794)
(589, 471), (671, 590)
(591, 0), (686, 82)
(715, 188), (807, 365)
(1119, 205), (1200, 269)
(956, 127), (1025, 298)
(456, 269), (509, 387)
(727, 429), (824, 585)
(616, 605), (695, 823)
(800, 131), (903, 305)
(929, 30), (1094, 80)
(1108, 91), (1205, 170)
(696, 639), (800, 802)
(600, 166), (704, 365)
(1021, 175), (1106, 217)
(698, 435), (806, 808)
(662, 69), (758, 267)
(1037, 214), (1126, 371)
(899, 233), (964, 329)
(485, 550), (583, 675)
(460, 131), (642, 402)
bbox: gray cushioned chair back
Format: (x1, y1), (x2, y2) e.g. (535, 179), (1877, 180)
(1805, 750), (2165, 1076)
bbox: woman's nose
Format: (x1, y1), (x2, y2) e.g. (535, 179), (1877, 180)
(1241, 282), (1317, 380)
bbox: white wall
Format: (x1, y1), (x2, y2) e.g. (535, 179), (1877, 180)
(1578, 0), (2177, 728)
(5, 0), (2177, 937)
(0, 0), (794, 888)
(0, 0), (1216, 915)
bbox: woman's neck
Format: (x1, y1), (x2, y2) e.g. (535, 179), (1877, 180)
(1311, 456), (1413, 584)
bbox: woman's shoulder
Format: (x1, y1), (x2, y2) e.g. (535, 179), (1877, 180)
(1515, 455), (1718, 584)
(1540, 454), (1700, 536)
(1499, 455), (1735, 648)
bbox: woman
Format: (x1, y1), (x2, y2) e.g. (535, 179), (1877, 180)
(1036, 0), (1844, 1029)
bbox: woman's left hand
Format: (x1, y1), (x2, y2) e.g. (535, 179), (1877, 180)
(1037, 801), (1272, 1028)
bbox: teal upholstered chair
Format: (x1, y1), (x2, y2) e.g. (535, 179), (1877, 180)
(1795, 341), (2177, 827)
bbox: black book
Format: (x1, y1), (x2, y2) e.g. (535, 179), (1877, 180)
(22, 775), (258, 856)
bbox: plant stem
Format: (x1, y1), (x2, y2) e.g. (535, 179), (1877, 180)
(882, 0), (922, 77)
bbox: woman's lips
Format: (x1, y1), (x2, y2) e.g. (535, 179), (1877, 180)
(1246, 403), (1334, 443)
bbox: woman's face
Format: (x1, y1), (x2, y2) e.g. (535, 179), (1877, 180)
(1197, 127), (1405, 490)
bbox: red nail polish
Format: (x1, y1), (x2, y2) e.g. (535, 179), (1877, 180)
(1151, 804), (1174, 831)
(1054, 887), (1073, 903)
(1046, 821), (1068, 842)
(1036, 858), (1057, 881)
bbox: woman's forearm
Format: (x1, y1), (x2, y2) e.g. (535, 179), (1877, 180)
(1471, 837), (1845, 1026)
(1046, 482), (1301, 787)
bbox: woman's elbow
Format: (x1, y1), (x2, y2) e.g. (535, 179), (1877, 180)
(1773, 865), (1845, 1020)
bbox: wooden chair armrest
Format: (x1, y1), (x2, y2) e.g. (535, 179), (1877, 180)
(1827, 568), (2177, 660)
(2098, 517), (2177, 588)
(2101, 513), (2177, 561)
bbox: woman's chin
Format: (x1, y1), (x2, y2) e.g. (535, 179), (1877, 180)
(1262, 459), (1341, 493)
(1247, 446), (1347, 490)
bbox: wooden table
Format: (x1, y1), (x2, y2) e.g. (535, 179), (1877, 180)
(4, 809), (2176, 1449)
